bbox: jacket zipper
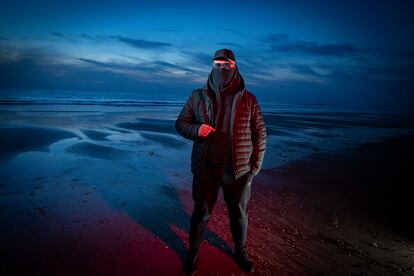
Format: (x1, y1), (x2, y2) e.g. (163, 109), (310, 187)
(200, 87), (245, 179)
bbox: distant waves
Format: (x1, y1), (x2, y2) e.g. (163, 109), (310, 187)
(0, 99), (185, 107)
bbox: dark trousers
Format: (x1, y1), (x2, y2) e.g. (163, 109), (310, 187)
(189, 164), (253, 253)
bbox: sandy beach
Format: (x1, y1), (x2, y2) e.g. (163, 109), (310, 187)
(0, 103), (413, 275)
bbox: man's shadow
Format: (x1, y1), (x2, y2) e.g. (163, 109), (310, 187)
(104, 178), (233, 262)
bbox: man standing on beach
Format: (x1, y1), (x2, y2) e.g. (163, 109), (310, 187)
(175, 49), (266, 275)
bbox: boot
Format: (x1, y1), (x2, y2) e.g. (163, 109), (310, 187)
(234, 246), (254, 272)
(182, 248), (199, 276)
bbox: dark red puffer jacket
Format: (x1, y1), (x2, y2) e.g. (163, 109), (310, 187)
(175, 82), (267, 180)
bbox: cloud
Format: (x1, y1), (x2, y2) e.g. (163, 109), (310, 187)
(77, 56), (207, 83)
(223, 28), (248, 37)
(0, 47), (198, 93)
(217, 42), (240, 47)
(78, 33), (117, 43)
(289, 64), (324, 77)
(264, 33), (360, 56)
(181, 51), (212, 66)
(114, 35), (172, 49)
(47, 32), (173, 50)
(153, 61), (191, 72)
(49, 32), (81, 43)
(77, 58), (124, 70)
(2, 31), (412, 99)
(50, 32), (64, 38)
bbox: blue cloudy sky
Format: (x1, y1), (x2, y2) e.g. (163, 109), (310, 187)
(0, 0), (413, 106)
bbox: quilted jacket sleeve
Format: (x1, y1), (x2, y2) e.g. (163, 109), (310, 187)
(175, 91), (203, 142)
(250, 95), (267, 176)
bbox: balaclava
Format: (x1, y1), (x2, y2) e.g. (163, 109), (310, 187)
(209, 49), (238, 91)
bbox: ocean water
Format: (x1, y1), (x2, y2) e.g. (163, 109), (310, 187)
(0, 88), (185, 112)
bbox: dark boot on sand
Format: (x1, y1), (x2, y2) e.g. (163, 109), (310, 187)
(182, 248), (199, 276)
(234, 247), (254, 273)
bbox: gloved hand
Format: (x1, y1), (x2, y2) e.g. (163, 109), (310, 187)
(198, 124), (216, 137)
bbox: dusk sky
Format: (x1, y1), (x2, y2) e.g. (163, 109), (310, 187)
(1, 0), (413, 107)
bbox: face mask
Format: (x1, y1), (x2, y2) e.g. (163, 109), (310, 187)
(212, 67), (236, 88)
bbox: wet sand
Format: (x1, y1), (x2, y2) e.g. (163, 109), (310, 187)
(0, 108), (413, 275)
(0, 126), (78, 161)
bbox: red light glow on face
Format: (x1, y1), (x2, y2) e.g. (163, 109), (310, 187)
(213, 59), (236, 69)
